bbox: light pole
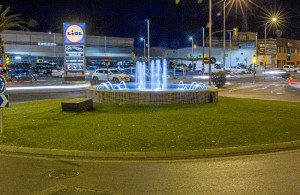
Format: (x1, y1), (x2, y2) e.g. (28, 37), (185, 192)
(229, 31), (232, 70)
(140, 37), (145, 58)
(53, 33), (56, 58)
(145, 19), (150, 67)
(264, 17), (277, 44)
(208, 0), (212, 86)
(264, 17), (277, 69)
(253, 32), (257, 84)
(189, 36), (194, 58)
(223, 0), (227, 72)
(48, 31), (56, 58)
(201, 27), (205, 75)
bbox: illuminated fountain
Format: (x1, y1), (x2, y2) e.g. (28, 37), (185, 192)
(87, 59), (218, 105)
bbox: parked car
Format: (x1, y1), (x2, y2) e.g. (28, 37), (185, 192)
(85, 66), (98, 76)
(33, 62), (54, 75)
(283, 65), (300, 72)
(120, 68), (135, 82)
(174, 63), (189, 72)
(91, 68), (130, 83)
(51, 69), (64, 77)
(227, 66), (248, 74)
(295, 65), (300, 73)
(10, 69), (35, 81)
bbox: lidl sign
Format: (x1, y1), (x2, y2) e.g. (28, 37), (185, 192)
(64, 23), (85, 44)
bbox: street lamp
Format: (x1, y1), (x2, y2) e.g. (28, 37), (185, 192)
(145, 19), (150, 67)
(209, 0), (212, 86)
(223, 0), (227, 72)
(189, 36), (194, 58)
(140, 37), (145, 58)
(264, 17), (277, 69)
(201, 27), (205, 75)
(48, 31), (56, 58)
(264, 17), (277, 43)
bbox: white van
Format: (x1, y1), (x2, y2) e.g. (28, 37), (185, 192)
(195, 61), (223, 74)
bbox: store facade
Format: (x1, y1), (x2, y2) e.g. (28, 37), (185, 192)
(1, 30), (134, 66)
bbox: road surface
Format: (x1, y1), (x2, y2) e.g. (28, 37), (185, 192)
(0, 149), (299, 194)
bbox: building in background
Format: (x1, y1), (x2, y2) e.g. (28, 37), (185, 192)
(2, 30), (300, 70)
(1, 30), (134, 66)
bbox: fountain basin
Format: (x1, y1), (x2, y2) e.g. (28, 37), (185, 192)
(86, 84), (218, 105)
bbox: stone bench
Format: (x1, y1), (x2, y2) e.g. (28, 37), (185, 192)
(61, 98), (93, 112)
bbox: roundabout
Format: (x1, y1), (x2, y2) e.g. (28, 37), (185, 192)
(87, 60), (218, 105)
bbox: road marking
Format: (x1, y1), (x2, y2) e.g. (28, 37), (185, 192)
(0, 94), (9, 108)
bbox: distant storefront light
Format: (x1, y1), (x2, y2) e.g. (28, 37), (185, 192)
(38, 42), (57, 46)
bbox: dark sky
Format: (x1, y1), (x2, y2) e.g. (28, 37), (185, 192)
(2, 0), (300, 48)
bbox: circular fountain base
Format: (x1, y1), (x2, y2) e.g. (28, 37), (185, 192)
(87, 87), (218, 105)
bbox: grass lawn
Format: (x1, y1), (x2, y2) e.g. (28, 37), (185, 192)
(1, 97), (299, 152)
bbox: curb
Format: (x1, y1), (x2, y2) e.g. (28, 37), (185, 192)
(1, 140), (300, 160)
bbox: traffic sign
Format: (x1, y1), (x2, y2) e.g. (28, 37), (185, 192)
(203, 58), (210, 64)
(0, 75), (6, 94)
(210, 57), (216, 64)
(0, 94), (8, 108)
(104, 57), (110, 64)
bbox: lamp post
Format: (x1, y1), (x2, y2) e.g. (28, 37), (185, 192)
(53, 33), (56, 58)
(201, 27), (205, 75)
(264, 17), (277, 69)
(189, 36), (194, 58)
(140, 37), (145, 58)
(253, 32), (257, 84)
(48, 31), (56, 58)
(264, 17), (277, 44)
(208, 0), (212, 86)
(145, 19), (150, 67)
(223, 0), (227, 72)
(229, 31), (232, 70)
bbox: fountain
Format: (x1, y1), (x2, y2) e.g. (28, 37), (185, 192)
(86, 59), (218, 105)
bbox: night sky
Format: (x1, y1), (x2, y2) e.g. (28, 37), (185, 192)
(2, 0), (300, 48)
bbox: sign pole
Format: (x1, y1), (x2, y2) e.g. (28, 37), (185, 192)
(0, 109), (3, 135)
(0, 75), (9, 136)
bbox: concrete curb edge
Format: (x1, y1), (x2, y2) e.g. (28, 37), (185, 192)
(1, 140), (300, 160)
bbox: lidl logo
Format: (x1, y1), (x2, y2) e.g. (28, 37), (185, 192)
(65, 24), (84, 43)
(67, 30), (82, 36)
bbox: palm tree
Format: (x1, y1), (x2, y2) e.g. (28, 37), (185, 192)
(176, 0), (203, 4)
(0, 5), (28, 57)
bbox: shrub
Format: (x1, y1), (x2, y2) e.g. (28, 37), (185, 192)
(211, 71), (226, 88)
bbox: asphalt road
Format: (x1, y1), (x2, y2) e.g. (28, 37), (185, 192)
(6, 73), (300, 103)
(0, 149), (299, 194)
(219, 81), (300, 102)
(7, 88), (87, 103)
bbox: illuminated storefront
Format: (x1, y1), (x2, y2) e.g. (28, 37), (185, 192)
(1, 30), (134, 65)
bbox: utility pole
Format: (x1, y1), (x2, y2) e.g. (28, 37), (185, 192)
(208, 0), (212, 86)
(223, 0), (227, 72)
(202, 27), (205, 75)
(146, 19), (150, 68)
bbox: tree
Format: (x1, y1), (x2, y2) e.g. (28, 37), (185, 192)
(131, 52), (137, 64)
(0, 5), (28, 57)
